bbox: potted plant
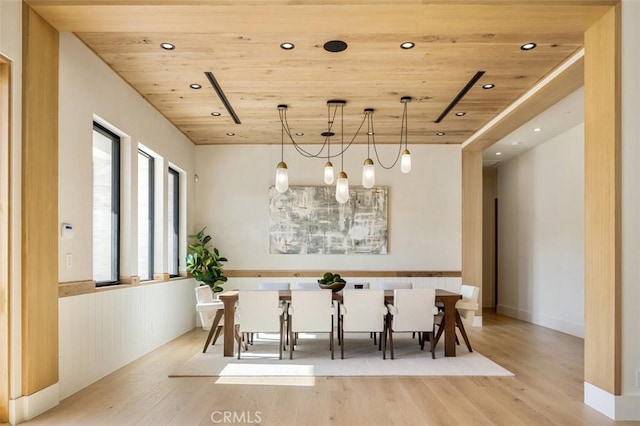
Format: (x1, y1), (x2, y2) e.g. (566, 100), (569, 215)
(186, 227), (228, 293)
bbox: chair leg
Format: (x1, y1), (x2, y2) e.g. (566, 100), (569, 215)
(279, 316), (284, 360)
(455, 311), (473, 352)
(386, 324), (392, 360)
(430, 331), (436, 359)
(330, 321), (334, 360)
(289, 317), (294, 360)
(212, 325), (224, 345)
(340, 316), (345, 359)
(237, 327), (242, 360)
(202, 309), (224, 353)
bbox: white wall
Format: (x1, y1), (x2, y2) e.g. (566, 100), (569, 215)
(195, 144), (462, 272)
(58, 32), (196, 282)
(497, 123), (584, 337)
(55, 32), (200, 401)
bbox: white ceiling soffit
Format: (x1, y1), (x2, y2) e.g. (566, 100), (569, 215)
(482, 85), (584, 166)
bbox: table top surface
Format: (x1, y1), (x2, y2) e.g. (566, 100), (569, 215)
(219, 288), (461, 300)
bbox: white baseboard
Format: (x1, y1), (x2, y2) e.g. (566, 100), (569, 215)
(585, 382), (640, 420)
(10, 382), (59, 424)
(497, 304), (583, 337)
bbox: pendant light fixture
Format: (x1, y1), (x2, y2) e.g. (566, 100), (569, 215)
(400, 97), (412, 173)
(362, 108), (375, 188)
(335, 102), (349, 203)
(323, 105), (335, 185)
(275, 105), (289, 193)
(275, 96), (412, 198)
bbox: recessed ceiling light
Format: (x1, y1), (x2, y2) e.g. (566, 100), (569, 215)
(160, 42), (175, 50)
(511, 141), (521, 145)
(211, 112), (221, 117)
(226, 132), (235, 136)
(521, 42), (537, 51)
(482, 83), (495, 90)
(496, 152), (502, 156)
(295, 132), (304, 136)
(189, 83), (202, 89)
(455, 112), (466, 117)
(367, 132), (374, 136)
(400, 42), (415, 49)
(280, 42), (295, 50)
(436, 132), (445, 136)
(534, 128), (541, 132)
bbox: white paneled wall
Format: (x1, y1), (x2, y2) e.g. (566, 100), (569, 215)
(58, 279), (196, 399)
(226, 277), (463, 292)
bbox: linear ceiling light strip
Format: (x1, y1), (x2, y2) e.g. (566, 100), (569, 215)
(434, 70), (485, 123)
(204, 71), (241, 124)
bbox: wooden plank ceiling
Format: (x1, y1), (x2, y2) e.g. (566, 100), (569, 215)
(27, 0), (614, 146)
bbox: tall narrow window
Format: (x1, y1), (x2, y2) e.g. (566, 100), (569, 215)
(138, 150), (154, 281)
(168, 168), (179, 277)
(93, 123), (120, 285)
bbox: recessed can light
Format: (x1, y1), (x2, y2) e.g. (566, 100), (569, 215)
(295, 132), (304, 136)
(511, 141), (521, 145)
(496, 152), (502, 156)
(211, 112), (221, 117)
(280, 42), (295, 50)
(534, 128), (541, 132)
(189, 83), (202, 89)
(226, 132), (235, 136)
(400, 42), (415, 49)
(482, 83), (495, 89)
(521, 42), (537, 51)
(160, 42), (175, 50)
(455, 112), (466, 117)
(436, 132), (445, 136)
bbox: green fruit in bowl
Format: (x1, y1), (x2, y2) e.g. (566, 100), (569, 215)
(334, 274), (341, 280)
(323, 272), (334, 281)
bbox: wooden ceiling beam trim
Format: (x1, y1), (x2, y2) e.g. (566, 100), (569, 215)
(462, 49), (585, 153)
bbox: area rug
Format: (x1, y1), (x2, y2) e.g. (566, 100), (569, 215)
(170, 333), (513, 378)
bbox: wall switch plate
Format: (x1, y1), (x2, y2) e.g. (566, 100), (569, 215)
(65, 253), (72, 269)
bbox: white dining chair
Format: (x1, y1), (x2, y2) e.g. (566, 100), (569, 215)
(386, 289), (438, 359)
(339, 289), (388, 359)
(235, 290), (286, 359)
(288, 290), (335, 359)
(195, 285), (225, 353)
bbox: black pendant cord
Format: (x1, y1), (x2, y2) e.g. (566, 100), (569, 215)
(366, 112), (371, 159)
(371, 102), (405, 170)
(341, 106), (344, 172)
(281, 105), (366, 160)
(280, 110), (285, 162)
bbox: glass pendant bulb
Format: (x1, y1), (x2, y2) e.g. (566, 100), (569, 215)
(362, 158), (375, 189)
(324, 161), (334, 185)
(335, 171), (350, 204)
(400, 149), (412, 174)
(275, 161), (289, 193)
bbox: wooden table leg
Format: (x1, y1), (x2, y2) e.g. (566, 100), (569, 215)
(202, 309), (224, 353)
(442, 297), (457, 357)
(220, 294), (237, 357)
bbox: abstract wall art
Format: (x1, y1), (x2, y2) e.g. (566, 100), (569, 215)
(268, 186), (388, 254)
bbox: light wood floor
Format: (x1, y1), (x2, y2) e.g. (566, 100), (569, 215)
(23, 310), (632, 425)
